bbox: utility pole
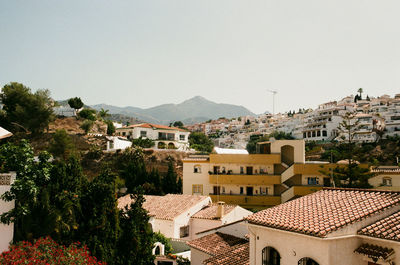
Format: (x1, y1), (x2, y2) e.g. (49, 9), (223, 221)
(268, 90), (278, 115)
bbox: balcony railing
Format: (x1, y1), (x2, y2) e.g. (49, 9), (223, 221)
(209, 193), (281, 207)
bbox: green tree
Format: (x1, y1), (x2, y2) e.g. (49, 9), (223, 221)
(188, 132), (214, 153)
(132, 137), (155, 148)
(152, 232), (173, 254)
(146, 168), (162, 195)
(0, 82), (54, 134)
(106, 120), (116, 135)
(116, 191), (155, 265)
(162, 161), (179, 194)
(118, 147), (148, 192)
(78, 109), (97, 121)
(357, 88), (363, 100)
(172, 121), (184, 128)
(81, 120), (94, 134)
(49, 129), (75, 159)
(68, 97), (84, 115)
(99, 108), (110, 119)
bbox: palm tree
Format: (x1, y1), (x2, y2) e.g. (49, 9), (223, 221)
(99, 108), (110, 119)
(357, 88), (363, 100)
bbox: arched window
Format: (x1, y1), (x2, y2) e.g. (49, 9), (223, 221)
(168, 142), (176, 149)
(298, 257), (319, 265)
(194, 165), (201, 173)
(262, 246), (280, 265)
(158, 142), (166, 149)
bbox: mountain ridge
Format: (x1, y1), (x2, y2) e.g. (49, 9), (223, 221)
(89, 96), (255, 125)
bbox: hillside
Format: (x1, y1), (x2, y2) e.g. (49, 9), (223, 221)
(91, 96), (255, 125)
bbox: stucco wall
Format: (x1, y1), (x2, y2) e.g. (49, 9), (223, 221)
(183, 162), (211, 195)
(190, 248), (212, 265)
(369, 174), (400, 191)
(0, 185), (14, 253)
(270, 140), (305, 164)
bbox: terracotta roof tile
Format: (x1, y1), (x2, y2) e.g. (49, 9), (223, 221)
(358, 210), (400, 241)
(354, 243), (394, 260)
(191, 203), (237, 220)
(245, 188), (400, 237)
(118, 194), (209, 220)
(203, 242), (249, 265)
(187, 232), (247, 256)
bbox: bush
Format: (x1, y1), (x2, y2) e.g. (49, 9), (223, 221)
(49, 129), (75, 159)
(132, 137), (155, 148)
(106, 120), (115, 135)
(188, 132), (214, 153)
(78, 109), (97, 121)
(0, 237), (105, 265)
(81, 120), (94, 134)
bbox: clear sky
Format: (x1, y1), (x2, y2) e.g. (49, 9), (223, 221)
(1, 0), (400, 114)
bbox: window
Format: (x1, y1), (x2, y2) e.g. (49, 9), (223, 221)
(312, 131), (316, 137)
(262, 247), (280, 265)
(194, 165), (201, 173)
(298, 257), (319, 265)
(322, 131), (327, 136)
(122, 132), (126, 136)
(317, 131), (321, 137)
(140, 131), (147, 138)
(180, 225), (189, 238)
(307, 177), (319, 185)
(240, 167), (244, 174)
(303, 132), (307, 138)
(240, 187), (244, 194)
(383, 177), (392, 186)
(213, 166), (220, 174)
(213, 186), (221, 195)
(192, 184), (203, 194)
(180, 135), (185, 141)
(222, 186), (225, 193)
(260, 187), (268, 195)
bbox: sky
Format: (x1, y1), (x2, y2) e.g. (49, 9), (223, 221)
(1, 0), (400, 114)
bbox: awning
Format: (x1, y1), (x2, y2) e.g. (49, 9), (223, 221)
(0, 127), (12, 140)
(354, 243), (394, 262)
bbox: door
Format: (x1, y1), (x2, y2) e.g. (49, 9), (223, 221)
(246, 166), (253, 175)
(246, 186), (253, 196)
(213, 186), (221, 195)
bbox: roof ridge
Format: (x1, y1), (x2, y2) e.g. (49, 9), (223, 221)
(323, 187), (400, 194)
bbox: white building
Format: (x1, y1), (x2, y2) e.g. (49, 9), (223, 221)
(0, 172), (15, 253)
(116, 123), (190, 151)
(245, 188), (400, 265)
(105, 136), (132, 151)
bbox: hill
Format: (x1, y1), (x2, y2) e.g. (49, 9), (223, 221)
(90, 96), (255, 125)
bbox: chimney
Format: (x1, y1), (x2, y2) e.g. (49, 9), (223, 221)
(216, 201), (225, 219)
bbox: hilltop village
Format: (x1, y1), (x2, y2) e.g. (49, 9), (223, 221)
(1, 84), (400, 265)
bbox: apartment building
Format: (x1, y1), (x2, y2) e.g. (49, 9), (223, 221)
(182, 139), (337, 209)
(115, 123), (190, 151)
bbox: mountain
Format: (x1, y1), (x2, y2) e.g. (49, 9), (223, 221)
(90, 96), (255, 125)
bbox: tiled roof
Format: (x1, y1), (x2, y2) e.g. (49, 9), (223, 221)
(203, 242), (249, 265)
(246, 188), (400, 237)
(191, 203), (237, 220)
(358, 210), (400, 241)
(354, 244), (394, 261)
(118, 194), (209, 221)
(187, 232), (247, 256)
(124, 123), (188, 132)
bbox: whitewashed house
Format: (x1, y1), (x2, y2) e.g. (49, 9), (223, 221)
(115, 123), (190, 151)
(105, 136), (132, 151)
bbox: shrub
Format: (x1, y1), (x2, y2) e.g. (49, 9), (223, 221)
(49, 129), (75, 159)
(81, 120), (94, 134)
(78, 109), (97, 121)
(0, 237), (105, 265)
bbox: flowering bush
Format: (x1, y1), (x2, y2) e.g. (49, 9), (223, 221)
(0, 237), (106, 265)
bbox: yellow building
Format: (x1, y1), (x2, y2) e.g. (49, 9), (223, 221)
(183, 139), (336, 209)
(369, 166), (400, 191)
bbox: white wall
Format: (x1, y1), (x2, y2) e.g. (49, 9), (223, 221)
(0, 183), (14, 253)
(190, 248), (212, 265)
(183, 162), (212, 196)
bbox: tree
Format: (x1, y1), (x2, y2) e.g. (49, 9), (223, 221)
(172, 121), (184, 128)
(78, 109), (97, 121)
(81, 120), (94, 134)
(162, 161), (180, 194)
(0, 82), (54, 134)
(99, 108), (110, 119)
(106, 120), (116, 135)
(357, 88), (363, 100)
(118, 147), (148, 192)
(188, 132), (214, 153)
(246, 131), (294, 154)
(116, 191), (154, 265)
(68, 97), (84, 115)
(152, 232), (173, 254)
(49, 129), (75, 159)
(132, 137), (155, 148)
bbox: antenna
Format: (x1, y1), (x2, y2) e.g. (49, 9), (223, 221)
(267, 90), (278, 115)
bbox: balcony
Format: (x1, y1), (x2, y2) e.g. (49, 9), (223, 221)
(209, 174), (280, 185)
(209, 194), (281, 208)
(281, 186), (323, 203)
(209, 154), (280, 164)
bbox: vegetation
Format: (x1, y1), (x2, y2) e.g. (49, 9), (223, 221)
(246, 131), (294, 153)
(0, 141), (156, 264)
(0, 82), (54, 135)
(98, 108), (110, 119)
(132, 137), (155, 148)
(0, 237), (105, 265)
(162, 161), (181, 194)
(78, 109), (97, 121)
(106, 120), (116, 135)
(80, 120), (94, 134)
(68, 97), (84, 113)
(188, 132), (214, 153)
(152, 232), (173, 254)
(49, 129), (75, 159)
